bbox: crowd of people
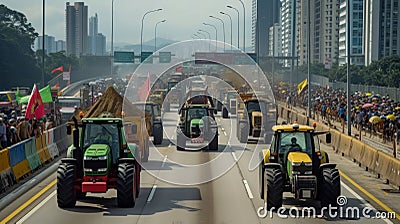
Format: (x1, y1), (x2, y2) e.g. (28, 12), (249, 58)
(277, 85), (400, 145)
(0, 109), (55, 149)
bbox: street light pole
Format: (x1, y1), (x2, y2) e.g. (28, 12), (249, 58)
(346, 0), (351, 136)
(210, 15), (225, 52)
(220, 11), (233, 51)
(227, 5), (240, 50)
(307, 0), (311, 122)
(154, 19), (166, 52)
(111, 0), (114, 76)
(238, 0), (245, 52)
(140, 8), (162, 56)
(42, 0), (45, 87)
(199, 29), (211, 52)
(203, 23), (218, 51)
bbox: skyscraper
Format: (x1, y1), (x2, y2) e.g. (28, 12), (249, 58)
(364, 0), (400, 66)
(66, 2), (88, 57)
(89, 13), (98, 55)
(280, 0), (300, 67)
(338, 0), (364, 66)
(251, 0), (280, 57)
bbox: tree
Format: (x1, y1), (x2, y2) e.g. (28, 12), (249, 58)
(0, 4), (40, 89)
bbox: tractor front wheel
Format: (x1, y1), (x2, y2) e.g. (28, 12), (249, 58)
(319, 168), (340, 207)
(57, 163), (77, 208)
(264, 168), (283, 210)
(117, 163), (136, 208)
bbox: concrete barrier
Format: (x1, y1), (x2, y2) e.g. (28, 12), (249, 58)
(24, 138), (41, 171)
(340, 134), (352, 157)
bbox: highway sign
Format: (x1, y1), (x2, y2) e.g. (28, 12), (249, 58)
(159, 52), (171, 63)
(141, 51), (153, 63)
(114, 51), (135, 63)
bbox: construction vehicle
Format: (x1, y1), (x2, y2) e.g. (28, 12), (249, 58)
(133, 102), (163, 145)
(124, 115), (150, 162)
(222, 89), (238, 118)
(236, 93), (277, 143)
(57, 116), (141, 208)
(259, 123), (340, 210)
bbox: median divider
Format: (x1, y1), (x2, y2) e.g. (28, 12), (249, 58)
(35, 134), (51, 164)
(24, 138), (41, 171)
(0, 148), (16, 193)
(340, 134), (352, 156)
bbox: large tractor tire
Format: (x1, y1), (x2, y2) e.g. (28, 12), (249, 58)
(238, 122), (249, 143)
(176, 129), (186, 151)
(135, 162), (141, 197)
(57, 163), (77, 208)
(264, 168), (283, 210)
(319, 168), (340, 207)
(153, 124), (163, 145)
(208, 130), (218, 151)
(259, 162), (264, 199)
(117, 163), (136, 208)
(222, 107), (229, 118)
(217, 101), (222, 111)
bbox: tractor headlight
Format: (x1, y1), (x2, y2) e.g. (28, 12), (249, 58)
(98, 168), (107, 172)
(84, 156), (91, 160)
(84, 168), (93, 172)
(291, 162), (312, 175)
(97, 156), (108, 160)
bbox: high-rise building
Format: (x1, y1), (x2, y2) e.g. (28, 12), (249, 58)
(35, 35), (56, 54)
(280, 0), (300, 67)
(338, 0), (364, 66)
(89, 13), (98, 55)
(268, 23), (282, 57)
(66, 2), (88, 57)
(95, 33), (107, 56)
(56, 40), (66, 52)
(251, 0), (280, 57)
(298, 0), (314, 65)
(364, 0), (400, 66)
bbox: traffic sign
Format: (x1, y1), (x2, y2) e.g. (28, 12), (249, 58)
(114, 51), (135, 63)
(159, 52), (171, 63)
(141, 51), (153, 63)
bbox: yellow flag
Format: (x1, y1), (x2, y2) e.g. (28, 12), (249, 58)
(297, 79), (308, 95)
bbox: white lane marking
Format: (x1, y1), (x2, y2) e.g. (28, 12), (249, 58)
(17, 191), (56, 224)
(147, 184), (157, 203)
(231, 152), (238, 162)
(168, 143), (172, 148)
(341, 182), (393, 224)
(243, 179), (254, 199)
(223, 131), (227, 136)
(221, 127), (225, 131)
(161, 155), (168, 167)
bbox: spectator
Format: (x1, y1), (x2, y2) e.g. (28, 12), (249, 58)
(0, 118), (7, 148)
(17, 117), (30, 141)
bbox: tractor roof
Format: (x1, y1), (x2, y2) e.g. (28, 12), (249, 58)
(272, 124), (314, 132)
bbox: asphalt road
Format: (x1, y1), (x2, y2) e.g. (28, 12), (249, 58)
(1, 107), (398, 224)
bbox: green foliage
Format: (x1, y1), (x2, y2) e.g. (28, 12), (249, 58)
(0, 4), (40, 90)
(297, 56), (400, 88)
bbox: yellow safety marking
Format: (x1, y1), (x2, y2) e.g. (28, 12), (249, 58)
(340, 170), (400, 220)
(0, 179), (56, 224)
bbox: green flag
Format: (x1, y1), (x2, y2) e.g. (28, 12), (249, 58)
(17, 85), (53, 104)
(16, 88), (23, 103)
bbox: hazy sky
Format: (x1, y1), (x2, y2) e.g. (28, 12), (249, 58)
(1, 0), (253, 47)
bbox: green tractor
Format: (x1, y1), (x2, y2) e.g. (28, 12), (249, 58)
(176, 104), (218, 151)
(259, 123), (340, 210)
(57, 116), (141, 208)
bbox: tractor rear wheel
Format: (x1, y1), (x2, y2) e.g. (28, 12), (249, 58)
(238, 122), (249, 143)
(264, 168), (283, 210)
(57, 163), (77, 208)
(153, 124), (163, 145)
(319, 168), (340, 207)
(222, 107), (229, 118)
(117, 163), (136, 208)
(208, 131), (218, 151)
(176, 129), (186, 151)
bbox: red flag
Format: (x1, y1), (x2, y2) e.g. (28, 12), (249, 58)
(137, 74), (150, 101)
(51, 66), (63, 74)
(176, 65), (183, 71)
(52, 83), (60, 89)
(25, 84), (45, 119)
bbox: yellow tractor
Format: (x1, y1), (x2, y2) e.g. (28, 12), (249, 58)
(259, 123), (340, 210)
(236, 93), (276, 143)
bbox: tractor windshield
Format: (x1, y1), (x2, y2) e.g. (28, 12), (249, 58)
(188, 108), (208, 120)
(82, 123), (120, 151)
(278, 132), (313, 156)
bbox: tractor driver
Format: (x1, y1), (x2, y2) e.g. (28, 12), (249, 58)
(288, 137), (301, 151)
(95, 128), (112, 144)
